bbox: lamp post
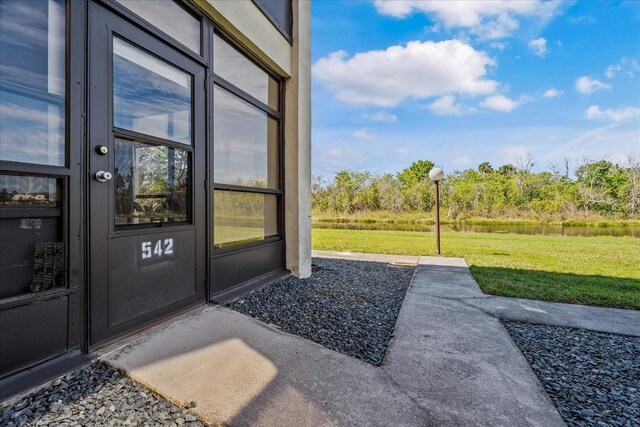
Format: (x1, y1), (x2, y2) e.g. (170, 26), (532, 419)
(429, 167), (445, 255)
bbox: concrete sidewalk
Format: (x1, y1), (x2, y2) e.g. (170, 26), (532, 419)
(99, 254), (574, 426)
(383, 257), (565, 426)
(311, 249), (420, 265)
(315, 250), (640, 337)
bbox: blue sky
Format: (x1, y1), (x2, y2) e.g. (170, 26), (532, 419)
(311, 0), (640, 177)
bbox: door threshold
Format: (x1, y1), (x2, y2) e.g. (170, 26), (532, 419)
(89, 300), (206, 353)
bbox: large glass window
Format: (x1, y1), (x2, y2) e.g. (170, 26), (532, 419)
(113, 37), (192, 144)
(0, 0), (65, 166)
(214, 86), (279, 188)
(0, 174), (64, 299)
(212, 34), (282, 250)
(213, 34), (279, 110)
(115, 139), (190, 226)
(213, 191), (278, 248)
(115, 0), (201, 54)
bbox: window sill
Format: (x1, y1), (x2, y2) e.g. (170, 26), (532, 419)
(0, 287), (77, 311)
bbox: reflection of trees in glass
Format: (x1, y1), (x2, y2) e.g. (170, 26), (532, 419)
(115, 168), (137, 220)
(0, 188), (18, 205)
(115, 141), (189, 224)
(214, 191), (264, 228)
(0, 176), (59, 207)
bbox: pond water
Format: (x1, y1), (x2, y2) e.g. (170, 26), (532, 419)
(314, 222), (640, 238)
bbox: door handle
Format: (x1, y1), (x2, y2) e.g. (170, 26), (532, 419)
(95, 171), (113, 182)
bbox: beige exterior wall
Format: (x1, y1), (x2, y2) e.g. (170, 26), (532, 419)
(284, 0), (312, 278)
(195, 0), (312, 278)
(196, 0), (292, 77)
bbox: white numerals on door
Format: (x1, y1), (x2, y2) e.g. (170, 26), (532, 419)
(141, 242), (152, 259)
(164, 238), (174, 255)
(153, 241), (163, 257)
(141, 238), (174, 260)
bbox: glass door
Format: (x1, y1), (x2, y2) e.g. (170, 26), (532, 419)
(87, 3), (206, 345)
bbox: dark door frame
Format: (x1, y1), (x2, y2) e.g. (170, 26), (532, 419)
(86, 1), (208, 347)
(0, 0), (86, 381)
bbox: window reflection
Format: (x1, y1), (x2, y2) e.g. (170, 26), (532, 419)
(0, 175), (60, 208)
(0, 175), (64, 299)
(213, 86), (279, 188)
(213, 191), (278, 248)
(115, 0), (201, 54)
(115, 139), (190, 226)
(0, 0), (65, 166)
(213, 34), (279, 109)
(113, 37), (192, 144)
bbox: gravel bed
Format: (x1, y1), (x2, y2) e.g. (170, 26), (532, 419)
(0, 363), (211, 427)
(228, 257), (414, 365)
(503, 321), (640, 427)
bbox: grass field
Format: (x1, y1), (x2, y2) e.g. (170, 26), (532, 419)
(312, 228), (640, 310)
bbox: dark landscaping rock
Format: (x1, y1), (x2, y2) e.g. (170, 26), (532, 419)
(503, 320), (640, 427)
(0, 363), (212, 426)
(228, 257), (414, 365)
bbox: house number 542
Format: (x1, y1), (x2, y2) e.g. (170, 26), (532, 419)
(141, 239), (174, 259)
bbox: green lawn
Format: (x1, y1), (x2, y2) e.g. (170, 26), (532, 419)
(312, 228), (640, 310)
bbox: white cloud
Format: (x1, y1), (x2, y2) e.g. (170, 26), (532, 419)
(372, 0), (561, 39)
(543, 87), (563, 98)
(428, 95), (470, 116)
(568, 15), (596, 25)
(480, 94), (521, 112)
(604, 64), (621, 79)
(605, 57), (640, 79)
(575, 76), (611, 94)
(489, 41), (509, 50)
(585, 105), (640, 123)
(312, 40), (497, 107)
(528, 37), (547, 56)
(362, 110), (398, 123)
(352, 128), (376, 140)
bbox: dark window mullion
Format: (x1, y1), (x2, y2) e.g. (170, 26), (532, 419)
(100, 0), (208, 65)
(0, 162), (71, 177)
(212, 76), (281, 119)
(212, 183), (282, 195)
(113, 128), (195, 152)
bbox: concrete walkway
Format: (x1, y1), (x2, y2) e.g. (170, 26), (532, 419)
(314, 250), (640, 337)
(99, 253), (608, 426)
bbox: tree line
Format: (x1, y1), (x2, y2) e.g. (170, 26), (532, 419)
(312, 156), (640, 220)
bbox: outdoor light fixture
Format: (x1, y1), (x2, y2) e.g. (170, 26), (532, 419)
(429, 167), (445, 255)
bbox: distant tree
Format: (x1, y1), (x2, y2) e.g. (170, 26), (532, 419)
(310, 153), (634, 220)
(498, 164), (517, 176)
(575, 159), (627, 214)
(396, 160), (435, 187)
(0, 188), (17, 205)
(373, 174), (404, 212)
(625, 155), (640, 218)
(478, 162), (494, 174)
